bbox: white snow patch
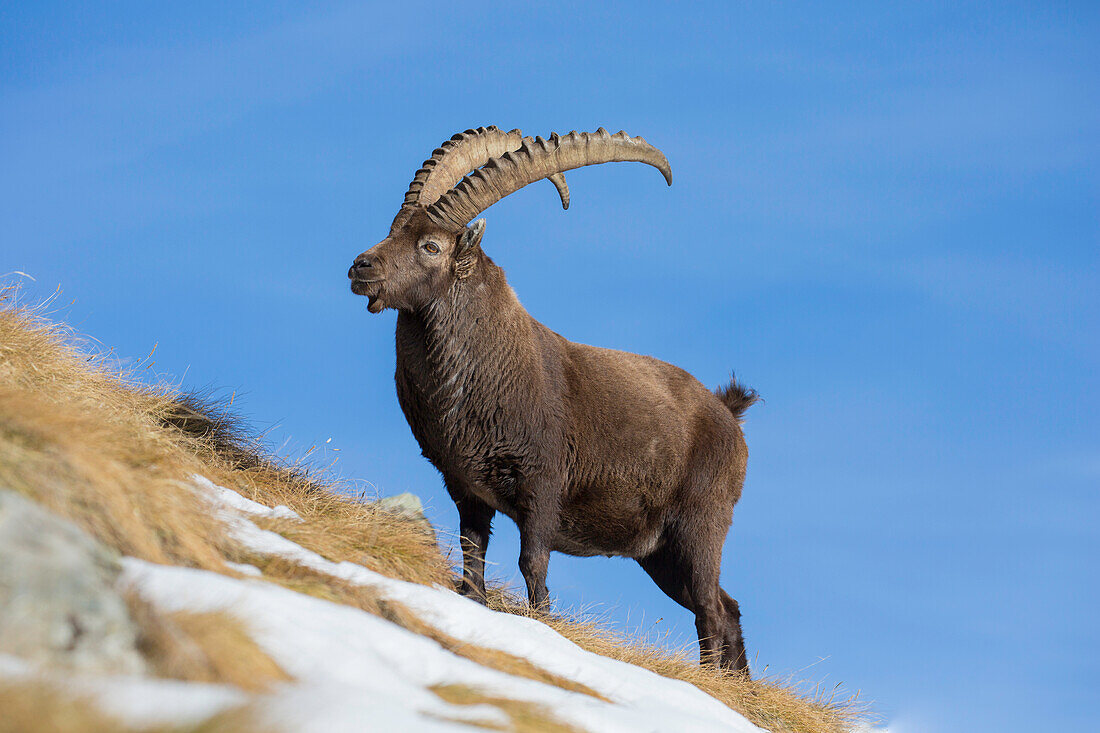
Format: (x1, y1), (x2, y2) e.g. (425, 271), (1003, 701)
(124, 558), (765, 733)
(144, 477), (768, 733)
(192, 474), (301, 520)
(224, 560), (264, 577)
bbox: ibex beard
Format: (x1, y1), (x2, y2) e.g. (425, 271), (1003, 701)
(348, 127), (758, 674)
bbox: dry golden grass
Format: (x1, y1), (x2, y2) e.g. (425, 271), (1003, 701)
(127, 594), (289, 692)
(0, 290), (866, 731)
(248, 494), (451, 587)
(0, 679), (265, 733)
(542, 621), (861, 733)
(0, 297), (234, 572)
(487, 590), (864, 733)
(0, 290), (449, 588)
(432, 683), (588, 733)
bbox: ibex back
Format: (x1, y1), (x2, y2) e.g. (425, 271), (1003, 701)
(348, 127), (758, 673)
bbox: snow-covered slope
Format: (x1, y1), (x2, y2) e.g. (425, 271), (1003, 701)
(11, 478), (767, 732)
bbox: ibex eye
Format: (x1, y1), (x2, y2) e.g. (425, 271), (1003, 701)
(422, 241), (440, 255)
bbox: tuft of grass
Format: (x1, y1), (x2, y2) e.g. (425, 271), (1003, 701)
(0, 290), (449, 588)
(127, 594), (289, 692)
(247, 494), (450, 588)
(0, 680), (133, 733)
(163, 388), (451, 587)
(431, 684), (587, 733)
(0, 296), (235, 572)
(0, 679), (266, 733)
(487, 588), (864, 733)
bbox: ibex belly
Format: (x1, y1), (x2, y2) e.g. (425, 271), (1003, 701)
(552, 465), (680, 559)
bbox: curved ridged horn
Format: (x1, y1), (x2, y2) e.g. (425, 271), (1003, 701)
(425, 128), (671, 228)
(403, 126), (570, 210)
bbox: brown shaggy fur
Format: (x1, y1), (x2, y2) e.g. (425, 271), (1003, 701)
(349, 206), (757, 673)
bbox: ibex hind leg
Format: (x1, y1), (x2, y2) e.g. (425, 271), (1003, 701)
(719, 590), (749, 675)
(636, 532), (750, 676)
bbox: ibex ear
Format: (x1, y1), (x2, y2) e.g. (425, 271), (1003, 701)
(457, 218), (486, 256)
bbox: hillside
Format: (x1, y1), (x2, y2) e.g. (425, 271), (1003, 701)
(0, 291), (863, 733)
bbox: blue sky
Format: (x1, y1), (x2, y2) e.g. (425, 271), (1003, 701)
(2, 2), (1097, 730)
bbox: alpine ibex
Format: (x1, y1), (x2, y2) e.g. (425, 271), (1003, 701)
(348, 127), (758, 673)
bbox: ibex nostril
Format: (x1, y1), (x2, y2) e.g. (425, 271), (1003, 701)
(349, 256), (377, 279)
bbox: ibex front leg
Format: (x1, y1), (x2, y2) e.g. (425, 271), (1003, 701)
(516, 472), (563, 611)
(447, 480), (494, 604)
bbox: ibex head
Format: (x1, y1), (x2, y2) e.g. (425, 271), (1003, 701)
(347, 206), (483, 314)
(348, 126), (672, 313)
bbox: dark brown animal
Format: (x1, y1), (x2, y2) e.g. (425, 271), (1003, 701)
(348, 127), (758, 673)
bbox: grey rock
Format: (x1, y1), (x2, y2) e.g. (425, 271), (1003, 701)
(0, 489), (147, 675)
(376, 492), (433, 534)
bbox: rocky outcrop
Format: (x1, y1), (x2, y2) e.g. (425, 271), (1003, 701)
(376, 492), (433, 536)
(0, 489), (147, 674)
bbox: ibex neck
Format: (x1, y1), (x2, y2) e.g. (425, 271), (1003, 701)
(396, 257), (535, 400)
(422, 257), (524, 335)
